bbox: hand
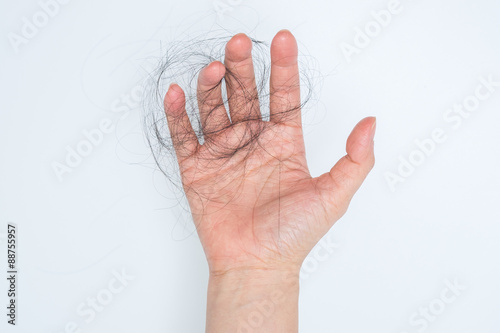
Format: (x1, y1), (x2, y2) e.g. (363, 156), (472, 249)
(164, 30), (376, 275)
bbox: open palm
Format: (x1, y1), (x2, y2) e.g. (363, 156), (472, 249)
(164, 30), (376, 275)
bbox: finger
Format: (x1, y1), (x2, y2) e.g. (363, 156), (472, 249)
(269, 29), (301, 126)
(316, 117), (376, 222)
(164, 84), (199, 160)
(224, 33), (261, 123)
(197, 61), (230, 135)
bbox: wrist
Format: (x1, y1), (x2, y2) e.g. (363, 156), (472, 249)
(208, 265), (300, 291)
(206, 267), (300, 333)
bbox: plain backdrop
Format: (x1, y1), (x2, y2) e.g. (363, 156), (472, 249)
(1, 0), (499, 332)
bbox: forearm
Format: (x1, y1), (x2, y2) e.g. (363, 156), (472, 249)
(206, 268), (300, 333)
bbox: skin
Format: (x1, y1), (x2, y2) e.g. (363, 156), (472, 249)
(164, 30), (376, 332)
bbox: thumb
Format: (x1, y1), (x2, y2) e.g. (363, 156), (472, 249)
(316, 116), (376, 221)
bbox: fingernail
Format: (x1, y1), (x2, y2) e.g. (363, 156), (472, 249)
(370, 117), (377, 141)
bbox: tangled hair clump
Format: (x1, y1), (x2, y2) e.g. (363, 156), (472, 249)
(143, 33), (317, 191)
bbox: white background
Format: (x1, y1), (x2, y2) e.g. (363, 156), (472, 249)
(1, 0), (499, 332)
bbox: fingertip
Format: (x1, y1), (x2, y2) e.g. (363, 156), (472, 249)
(271, 29), (298, 66)
(346, 117), (376, 164)
(274, 29), (295, 42)
(199, 61), (226, 86)
(165, 83), (185, 113)
(360, 116), (377, 142)
(165, 83), (181, 102)
(225, 33), (253, 62)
